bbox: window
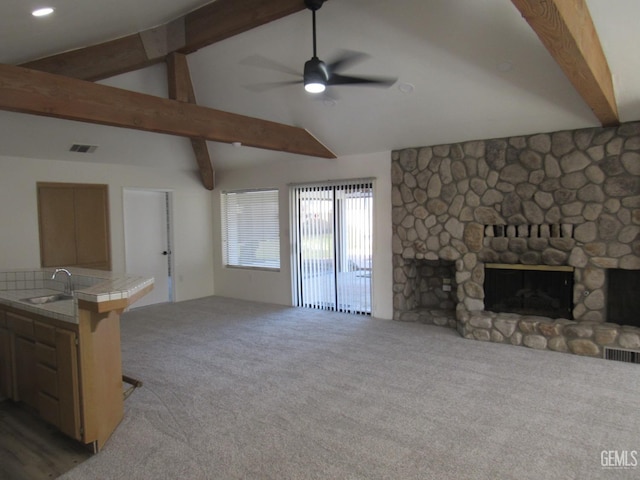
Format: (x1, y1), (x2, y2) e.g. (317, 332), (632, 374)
(221, 189), (280, 270)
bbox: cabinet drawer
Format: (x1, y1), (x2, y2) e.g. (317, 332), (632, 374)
(36, 343), (57, 368)
(34, 322), (56, 346)
(7, 312), (34, 338)
(37, 364), (59, 398)
(38, 392), (60, 428)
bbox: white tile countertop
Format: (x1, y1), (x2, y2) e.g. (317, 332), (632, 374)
(0, 267), (154, 324)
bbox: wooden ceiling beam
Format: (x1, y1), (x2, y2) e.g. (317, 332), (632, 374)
(0, 63), (336, 159)
(167, 53), (215, 190)
(20, 0), (308, 81)
(511, 0), (619, 127)
(181, 0), (306, 54)
(20, 34), (154, 82)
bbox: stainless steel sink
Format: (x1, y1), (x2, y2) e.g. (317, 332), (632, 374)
(21, 294), (74, 305)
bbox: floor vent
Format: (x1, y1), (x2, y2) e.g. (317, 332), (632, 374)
(604, 347), (640, 364)
(70, 144), (97, 153)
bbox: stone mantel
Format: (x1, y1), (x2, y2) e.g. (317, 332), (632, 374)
(391, 121), (640, 358)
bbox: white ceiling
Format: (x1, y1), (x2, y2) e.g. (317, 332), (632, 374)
(1, 0), (639, 173)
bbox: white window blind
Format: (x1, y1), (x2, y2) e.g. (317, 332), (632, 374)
(221, 189), (280, 269)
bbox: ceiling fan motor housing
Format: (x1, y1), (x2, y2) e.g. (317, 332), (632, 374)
(304, 0), (326, 11)
(304, 57), (329, 89)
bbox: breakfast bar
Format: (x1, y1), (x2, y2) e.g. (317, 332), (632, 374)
(0, 268), (153, 452)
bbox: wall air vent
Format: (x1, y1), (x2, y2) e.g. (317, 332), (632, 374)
(604, 347), (640, 365)
(70, 144), (98, 153)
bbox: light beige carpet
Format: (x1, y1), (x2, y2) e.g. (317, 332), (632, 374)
(60, 296), (640, 479)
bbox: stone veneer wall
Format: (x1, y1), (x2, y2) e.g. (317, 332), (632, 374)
(392, 121), (640, 358)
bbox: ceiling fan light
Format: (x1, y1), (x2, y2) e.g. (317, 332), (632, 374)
(32, 7), (54, 17)
(305, 82), (326, 93)
(303, 57), (328, 94)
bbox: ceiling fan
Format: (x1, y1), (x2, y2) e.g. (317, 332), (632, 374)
(244, 0), (397, 94)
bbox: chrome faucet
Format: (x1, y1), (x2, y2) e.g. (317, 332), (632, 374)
(52, 268), (73, 295)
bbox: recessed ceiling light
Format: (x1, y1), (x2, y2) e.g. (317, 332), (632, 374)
(398, 82), (415, 94)
(32, 7), (54, 17)
(497, 61), (514, 73)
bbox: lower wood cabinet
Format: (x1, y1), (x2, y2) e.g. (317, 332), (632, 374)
(1, 309), (82, 443)
(52, 328), (81, 440)
(0, 312), (14, 399)
(14, 335), (37, 409)
(0, 273), (149, 452)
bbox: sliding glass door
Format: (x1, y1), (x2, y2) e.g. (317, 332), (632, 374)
(292, 181), (373, 315)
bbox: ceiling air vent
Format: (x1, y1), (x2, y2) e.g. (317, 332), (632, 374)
(604, 347), (640, 364)
(70, 144), (97, 153)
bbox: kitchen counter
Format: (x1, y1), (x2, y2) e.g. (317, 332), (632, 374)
(0, 267), (154, 323)
(0, 267), (154, 452)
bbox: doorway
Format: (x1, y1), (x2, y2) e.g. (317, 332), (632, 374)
(123, 189), (173, 307)
(291, 181), (373, 314)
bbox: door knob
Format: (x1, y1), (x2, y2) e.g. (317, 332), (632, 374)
(162, 251), (171, 255)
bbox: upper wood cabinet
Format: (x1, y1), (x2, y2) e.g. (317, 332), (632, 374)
(37, 183), (111, 270)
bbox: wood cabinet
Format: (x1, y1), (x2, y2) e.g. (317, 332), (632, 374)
(0, 271), (151, 452)
(37, 183), (111, 270)
(1, 308), (83, 445)
(9, 312), (38, 409)
(35, 321), (81, 440)
(14, 336), (37, 408)
(0, 310), (13, 399)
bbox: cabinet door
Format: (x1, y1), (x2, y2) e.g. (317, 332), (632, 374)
(56, 329), (81, 440)
(15, 336), (37, 408)
(37, 183), (111, 270)
(0, 327), (13, 399)
(38, 186), (77, 267)
(74, 187), (110, 269)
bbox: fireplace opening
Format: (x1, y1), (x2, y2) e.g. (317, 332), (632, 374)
(412, 259), (457, 311)
(607, 269), (640, 328)
(484, 264), (573, 319)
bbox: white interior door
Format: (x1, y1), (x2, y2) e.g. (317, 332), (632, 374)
(123, 189), (173, 308)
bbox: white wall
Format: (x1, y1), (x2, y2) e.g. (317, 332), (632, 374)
(212, 151), (393, 320)
(0, 154), (215, 303)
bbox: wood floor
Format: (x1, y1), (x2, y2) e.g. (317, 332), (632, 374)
(0, 400), (90, 479)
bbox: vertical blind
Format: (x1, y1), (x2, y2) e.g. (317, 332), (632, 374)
(221, 189), (280, 269)
(291, 181), (373, 314)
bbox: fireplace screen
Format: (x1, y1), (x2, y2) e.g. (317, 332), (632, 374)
(607, 269), (640, 328)
(484, 266), (573, 319)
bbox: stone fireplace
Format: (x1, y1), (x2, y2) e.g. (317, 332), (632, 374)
(392, 121), (640, 358)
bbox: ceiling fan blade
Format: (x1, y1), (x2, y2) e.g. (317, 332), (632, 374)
(328, 73), (397, 87)
(327, 50), (370, 73)
(240, 54), (301, 77)
(243, 80), (303, 92)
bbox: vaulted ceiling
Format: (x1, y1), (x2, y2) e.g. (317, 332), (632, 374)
(1, 0), (638, 186)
